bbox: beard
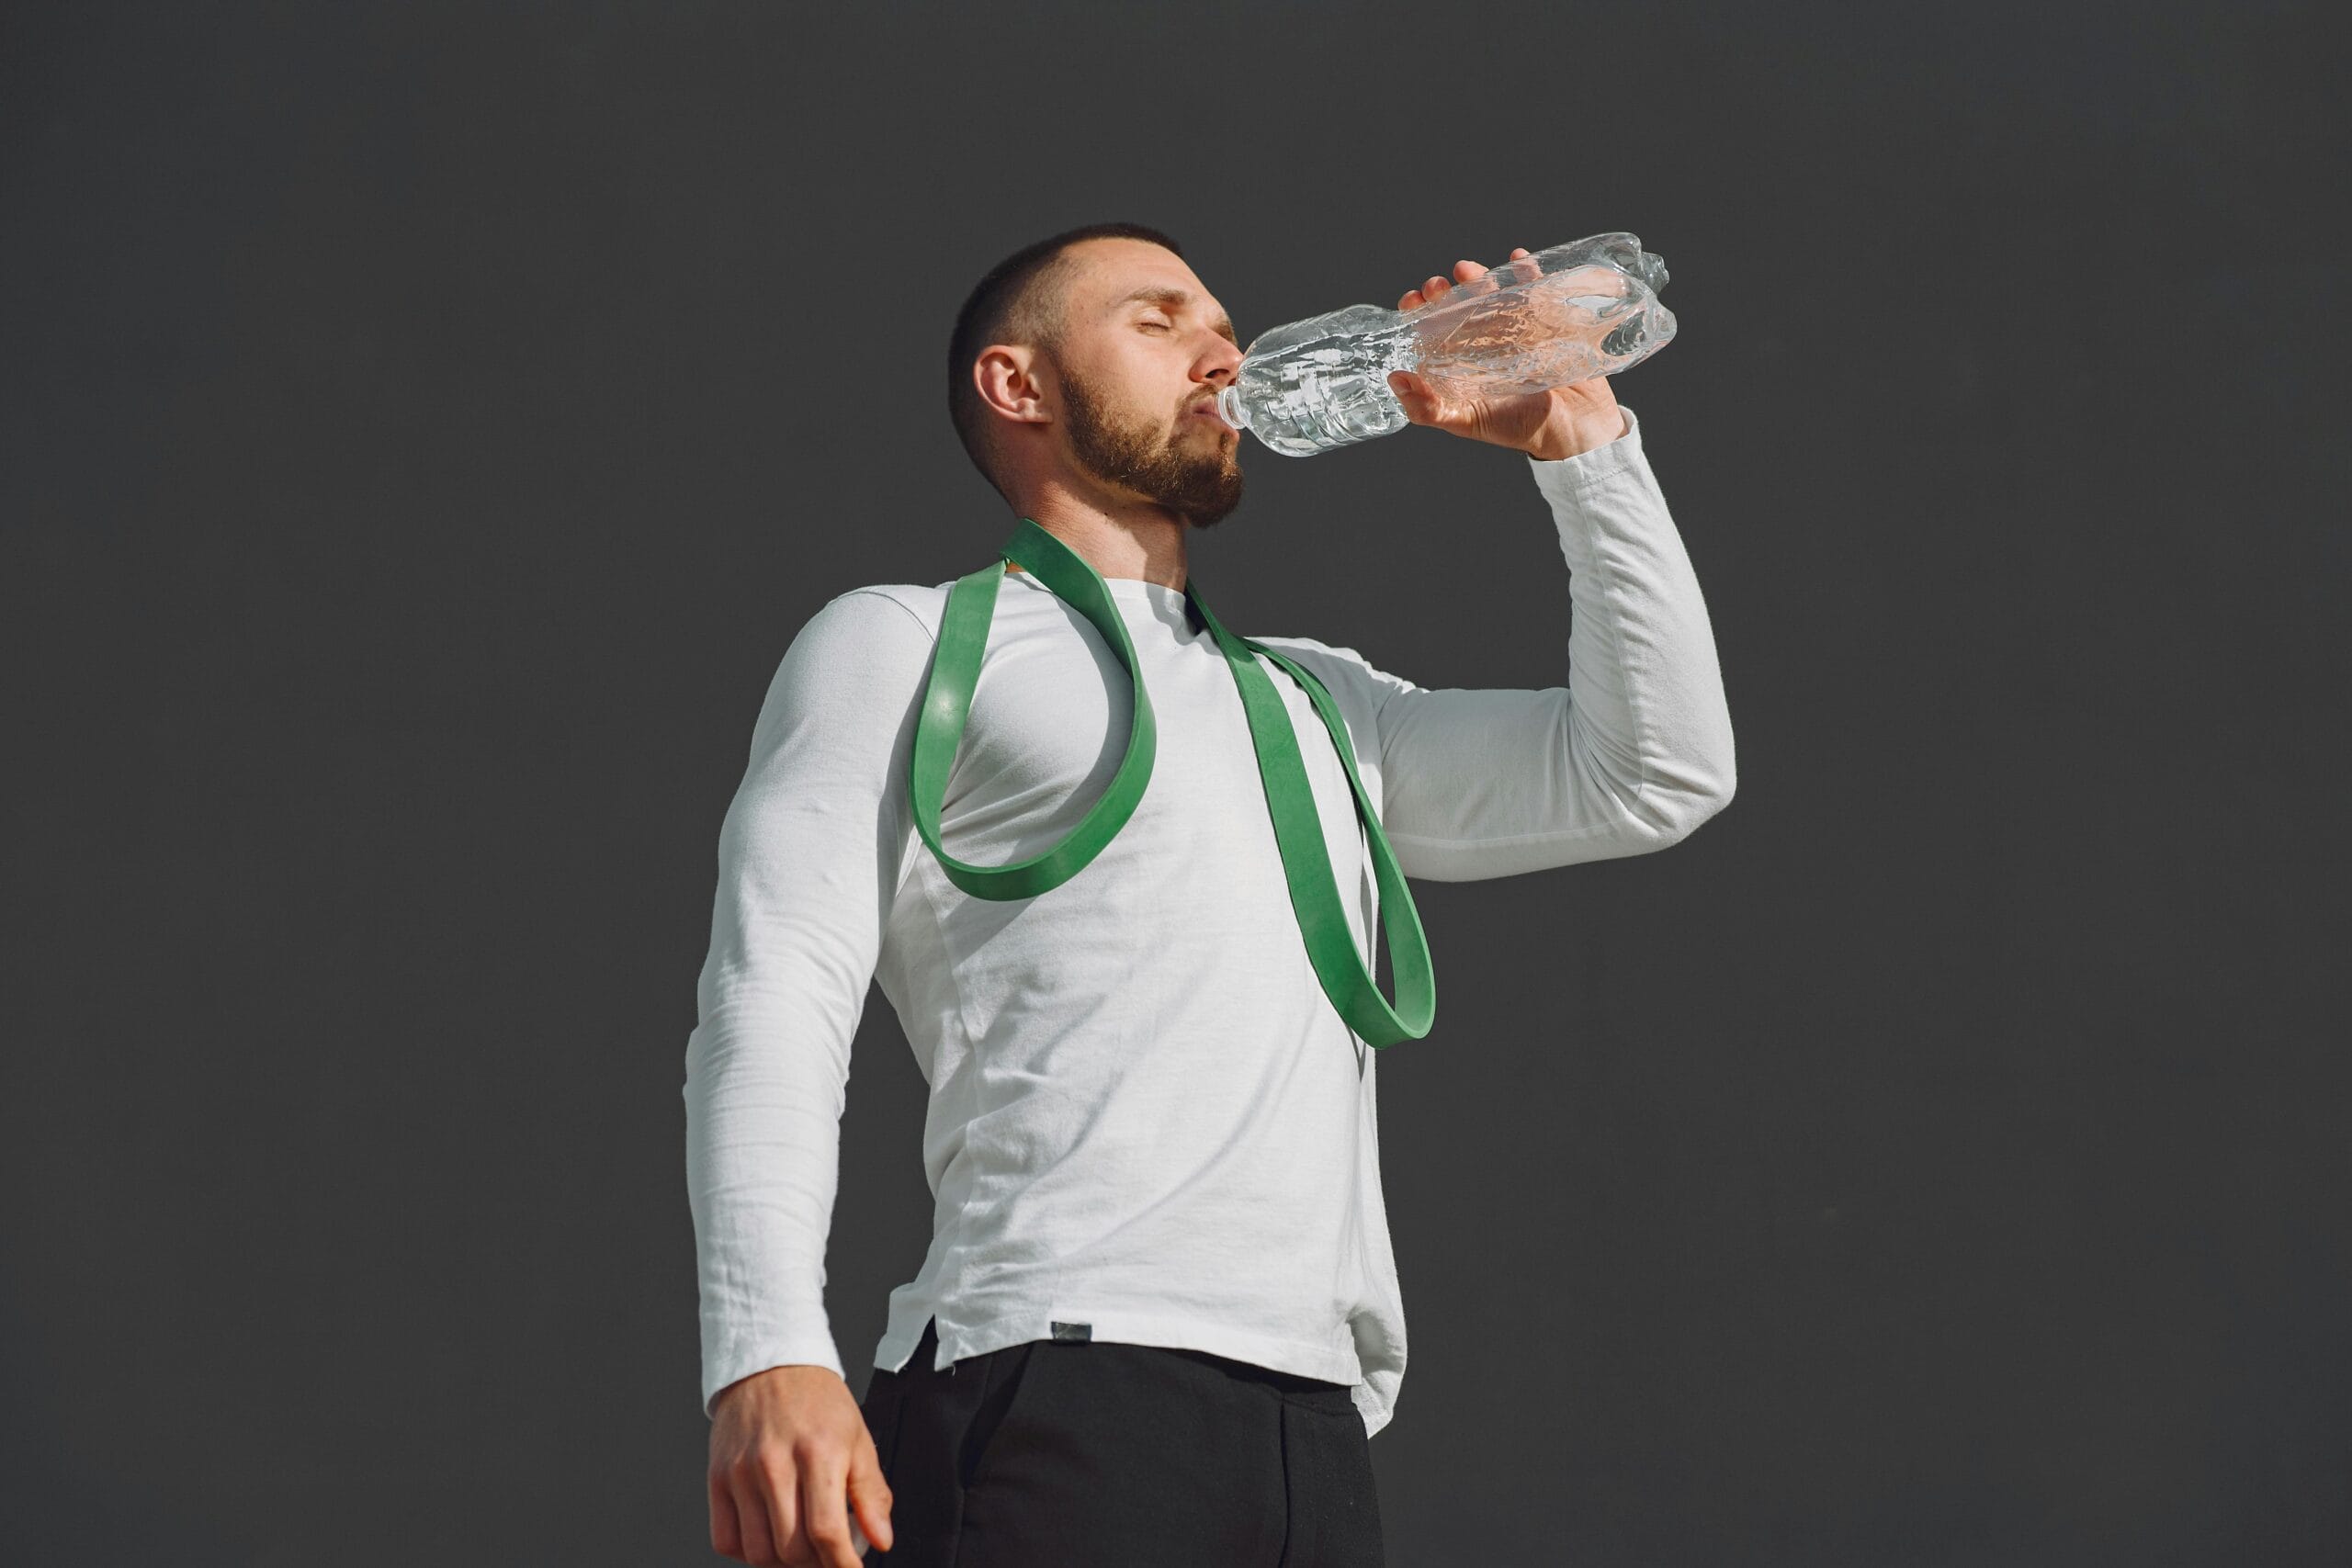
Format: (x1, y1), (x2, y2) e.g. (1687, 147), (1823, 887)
(1058, 367), (1246, 528)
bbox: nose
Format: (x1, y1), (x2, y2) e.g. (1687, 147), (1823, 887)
(1199, 334), (1243, 386)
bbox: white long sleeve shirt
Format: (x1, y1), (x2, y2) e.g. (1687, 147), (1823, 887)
(683, 403), (1734, 1437)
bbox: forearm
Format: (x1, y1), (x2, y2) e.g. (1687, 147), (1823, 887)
(684, 994), (854, 1413)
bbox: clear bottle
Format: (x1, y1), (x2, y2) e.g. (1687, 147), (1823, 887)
(1213, 231), (1676, 457)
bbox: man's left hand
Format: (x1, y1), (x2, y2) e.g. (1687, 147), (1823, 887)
(1389, 247), (1628, 462)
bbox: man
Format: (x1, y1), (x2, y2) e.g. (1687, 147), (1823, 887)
(684, 220), (1736, 1566)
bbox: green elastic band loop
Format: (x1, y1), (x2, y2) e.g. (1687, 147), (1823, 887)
(908, 516), (1435, 1048)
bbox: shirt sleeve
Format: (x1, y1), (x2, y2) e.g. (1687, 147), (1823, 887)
(681, 587), (933, 1417)
(1260, 404), (1736, 883)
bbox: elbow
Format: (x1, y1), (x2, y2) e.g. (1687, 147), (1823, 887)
(1630, 753), (1736, 847)
(1657, 715), (1737, 843)
(1680, 769), (1736, 840)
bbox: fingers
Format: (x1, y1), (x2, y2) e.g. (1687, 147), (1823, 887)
(1398, 248), (1532, 310)
(797, 1448), (873, 1568)
(710, 1469), (743, 1558)
(728, 1461), (783, 1563)
(1402, 266), (1469, 310)
(1398, 274), (1448, 310)
(710, 1441), (882, 1568)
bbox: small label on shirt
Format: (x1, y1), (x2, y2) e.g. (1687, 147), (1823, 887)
(1049, 1320), (1092, 1342)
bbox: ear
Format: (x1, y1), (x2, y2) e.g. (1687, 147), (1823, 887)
(974, 344), (1051, 427)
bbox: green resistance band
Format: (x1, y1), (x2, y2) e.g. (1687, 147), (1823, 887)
(909, 515), (1435, 1048)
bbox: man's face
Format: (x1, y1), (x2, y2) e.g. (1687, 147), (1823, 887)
(1046, 239), (1246, 529)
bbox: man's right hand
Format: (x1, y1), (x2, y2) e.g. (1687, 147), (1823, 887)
(707, 1364), (896, 1566)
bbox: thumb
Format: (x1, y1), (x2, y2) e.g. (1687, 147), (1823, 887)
(1387, 369), (1450, 427)
(848, 1445), (895, 1554)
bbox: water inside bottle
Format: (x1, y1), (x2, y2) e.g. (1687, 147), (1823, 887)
(1212, 304), (1410, 455)
(1221, 234), (1675, 456)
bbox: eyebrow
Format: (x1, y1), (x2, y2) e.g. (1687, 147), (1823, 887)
(1114, 285), (1237, 344)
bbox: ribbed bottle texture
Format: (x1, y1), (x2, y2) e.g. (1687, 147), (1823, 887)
(1216, 231), (1676, 457)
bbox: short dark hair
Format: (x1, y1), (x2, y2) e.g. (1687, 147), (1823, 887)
(947, 221), (1184, 506)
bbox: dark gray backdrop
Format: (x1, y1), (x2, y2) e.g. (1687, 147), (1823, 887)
(4, 2), (2344, 1563)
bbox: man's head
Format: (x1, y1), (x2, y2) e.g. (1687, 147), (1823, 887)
(948, 222), (1245, 529)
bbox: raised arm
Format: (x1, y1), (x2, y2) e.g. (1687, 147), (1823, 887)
(1376, 403), (1734, 879)
(1258, 402), (1735, 882)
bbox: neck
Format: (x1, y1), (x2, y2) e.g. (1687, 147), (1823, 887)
(1003, 480), (1189, 592)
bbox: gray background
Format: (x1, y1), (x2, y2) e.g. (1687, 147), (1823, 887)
(4, 2), (2344, 1562)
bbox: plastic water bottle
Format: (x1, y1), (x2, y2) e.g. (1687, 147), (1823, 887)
(1212, 231), (1675, 457)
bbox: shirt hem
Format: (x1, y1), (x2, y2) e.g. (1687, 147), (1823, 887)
(873, 1302), (1391, 1434)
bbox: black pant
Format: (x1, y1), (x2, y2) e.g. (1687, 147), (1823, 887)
(859, 1315), (1385, 1566)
